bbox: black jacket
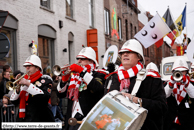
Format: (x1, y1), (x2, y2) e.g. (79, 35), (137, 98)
(11, 75), (55, 122)
(0, 77), (10, 99)
(59, 71), (105, 130)
(105, 73), (168, 130)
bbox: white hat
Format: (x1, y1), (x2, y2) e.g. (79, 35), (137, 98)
(146, 62), (159, 72)
(23, 55), (42, 70)
(172, 58), (189, 71)
(119, 39), (145, 64)
(76, 47), (99, 67)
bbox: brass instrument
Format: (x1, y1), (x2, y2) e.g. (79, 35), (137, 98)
(188, 72), (194, 79)
(52, 64), (71, 76)
(52, 63), (81, 76)
(6, 72), (28, 91)
(172, 70), (183, 82)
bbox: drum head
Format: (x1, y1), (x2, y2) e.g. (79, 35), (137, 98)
(103, 45), (118, 69)
(0, 33), (10, 59)
(187, 41), (194, 63)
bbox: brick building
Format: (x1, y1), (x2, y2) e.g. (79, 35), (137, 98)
(0, 0), (105, 74)
(104, 0), (140, 50)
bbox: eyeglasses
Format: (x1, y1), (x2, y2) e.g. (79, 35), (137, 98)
(76, 58), (88, 61)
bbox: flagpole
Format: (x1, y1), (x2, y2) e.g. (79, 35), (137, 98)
(185, 3), (188, 46)
(168, 7), (182, 44)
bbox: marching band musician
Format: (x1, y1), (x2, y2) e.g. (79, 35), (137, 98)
(104, 39), (167, 130)
(163, 58), (194, 130)
(10, 55), (55, 122)
(58, 47), (105, 130)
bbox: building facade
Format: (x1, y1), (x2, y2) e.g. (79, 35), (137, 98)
(104, 0), (140, 51)
(0, 0), (105, 74)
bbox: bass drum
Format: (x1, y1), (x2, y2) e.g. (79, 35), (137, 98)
(78, 90), (147, 130)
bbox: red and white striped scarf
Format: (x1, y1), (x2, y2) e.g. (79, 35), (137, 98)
(117, 62), (143, 92)
(172, 75), (189, 105)
(19, 70), (42, 118)
(68, 63), (96, 101)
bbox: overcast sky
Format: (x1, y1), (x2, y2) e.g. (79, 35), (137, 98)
(137, 0), (194, 44)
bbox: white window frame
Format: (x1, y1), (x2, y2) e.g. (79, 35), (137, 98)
(118, 17), (122, 39)
(89, 0), (94, 27)
(104, 9), (110, 35)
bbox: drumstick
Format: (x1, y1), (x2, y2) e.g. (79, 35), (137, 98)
(68, 118), (83, 126)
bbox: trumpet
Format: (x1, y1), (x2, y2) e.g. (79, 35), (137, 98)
(6, 72), (28, 91)
(52, 64), (71, 76)
(188, 72), (194, 79)
(52, 63), (81, 76)
(172, 70), (183, 82)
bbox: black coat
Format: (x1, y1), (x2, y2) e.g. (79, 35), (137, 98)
(105, 73), (168, 130)
(11, 75), (55, 122)
(0, 77), (10, 99)
(59, 71), (105, 130)
(163, 82), (194, 130)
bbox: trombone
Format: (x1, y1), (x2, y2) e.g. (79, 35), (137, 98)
(6, 72), (28, 91)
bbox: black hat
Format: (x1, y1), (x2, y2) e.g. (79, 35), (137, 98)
(13, 70), (24, 78)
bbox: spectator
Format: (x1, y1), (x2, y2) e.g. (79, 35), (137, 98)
(3, 65), (11, 73)
(0, 71), (10, 99)
(51, 75), (64, 121)
(1, 94), (15, 122)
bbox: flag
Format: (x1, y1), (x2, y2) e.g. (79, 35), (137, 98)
(162, 8), (176, 31)
(167, 30), (177, 46)
(134, 13), (171, 48)
(177, 45), (184, 56)
(174, 6), (186, 38)
(155, 8), (176, 48)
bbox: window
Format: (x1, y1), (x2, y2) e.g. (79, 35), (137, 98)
(118, 17), (122, 39)
(66, 0), (73, 18)
(130, 23), (133, 38)
(40, 0), (51, 9)
(134, 26), (137, 35)
(125, 20), (128, 40)
(68, 32), (75, 64)
(104, 9), (110, 35)
(0, 29), (17, 74)
(38, 37), (55, 75)
(89, 0), (94, 27)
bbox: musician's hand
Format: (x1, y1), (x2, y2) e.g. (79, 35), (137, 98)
(18, 78), (31, 87)
(168, 75), (175, 89)
(70, 64), (83, 73)
(15, 73), (21, 80)
(182, 75), (189, 88)
(62, 73), (70, 82)
(121, 92), (138, 104)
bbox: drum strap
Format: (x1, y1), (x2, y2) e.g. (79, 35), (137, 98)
(131, 69), (147, 96)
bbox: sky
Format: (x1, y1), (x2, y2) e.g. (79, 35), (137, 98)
(137, 0), (194, 44)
